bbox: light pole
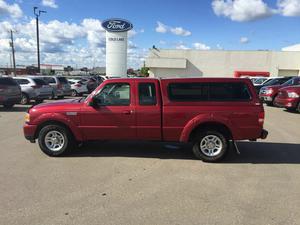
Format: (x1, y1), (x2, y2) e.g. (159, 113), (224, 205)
(34, 7), (46, 73)
(9, 30), (16, 76)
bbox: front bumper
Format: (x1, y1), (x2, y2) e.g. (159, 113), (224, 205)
(274, 97), (299, 109)
(259, 95), (273, 103)
(23, 123), (37, 143)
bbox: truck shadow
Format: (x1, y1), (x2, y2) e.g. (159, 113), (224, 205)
(68, 141), (300, 164)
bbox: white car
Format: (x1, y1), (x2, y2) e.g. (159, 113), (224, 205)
(68, 79), (88, 97)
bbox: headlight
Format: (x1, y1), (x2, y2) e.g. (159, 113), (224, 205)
(265, 89), (273, 94)
(24, 113), (30, 123)
(287, 92), (299, 98)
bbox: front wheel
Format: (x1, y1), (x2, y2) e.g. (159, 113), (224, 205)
(38, 124), (74, 156)
(296, 102), (300, 113)
(192, 130), (228, 162)
(71, 90), (78, 97)
(20, 93), (30, 105)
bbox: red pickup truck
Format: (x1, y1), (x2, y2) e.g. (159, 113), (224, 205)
(24, 78), (268, 162)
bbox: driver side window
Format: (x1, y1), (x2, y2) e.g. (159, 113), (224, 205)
(95, 83), (130, 106)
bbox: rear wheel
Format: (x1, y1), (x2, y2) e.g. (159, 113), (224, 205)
(20, 93), (30, 105)
(296, 102), (300, 113)
(38, 124), (74, 156)
(192, 130), (228, 162)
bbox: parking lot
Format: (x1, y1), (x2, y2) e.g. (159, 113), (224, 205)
(0, 102), (300, 225)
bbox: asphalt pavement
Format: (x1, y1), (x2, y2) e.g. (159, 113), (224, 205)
(0, 103), (299, 225)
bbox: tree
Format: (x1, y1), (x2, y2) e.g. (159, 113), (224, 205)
(140, 67), (149, 77)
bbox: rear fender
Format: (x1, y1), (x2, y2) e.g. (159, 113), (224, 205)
(179, 114), (233, 142)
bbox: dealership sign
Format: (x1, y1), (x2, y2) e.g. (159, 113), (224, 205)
(102, 19), (133, 32)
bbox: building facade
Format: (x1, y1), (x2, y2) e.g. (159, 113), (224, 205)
(146, 49), (300, 78)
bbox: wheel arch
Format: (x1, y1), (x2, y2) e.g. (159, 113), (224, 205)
(34, 120), (77, 141)
(188, 122), (233, 142)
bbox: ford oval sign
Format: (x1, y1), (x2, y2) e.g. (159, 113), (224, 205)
(102, 19), (133, 32)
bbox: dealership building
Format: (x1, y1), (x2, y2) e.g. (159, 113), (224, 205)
(145, 49), (300, 78)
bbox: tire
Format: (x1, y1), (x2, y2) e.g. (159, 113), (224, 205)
(71, 90), (78, 97)
(296, 102), (300, 113)
(192, 130), (228, 162)
(58, 95), (64, 99)
(38, 124), (74, 156)
(49, 92), (55, 100)
(20, 93), (30, 105)
(266, 101), (273, 106)
(3, 103), (14, 109)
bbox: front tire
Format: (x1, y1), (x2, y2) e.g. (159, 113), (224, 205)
(71, 90), (78, 97)
(20, 93), (30, 105)
(38, 124), (74, 156)
(296, 102), (300, 113)
(192, 130), (228, 162)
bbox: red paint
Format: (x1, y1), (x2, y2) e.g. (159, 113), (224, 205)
(234, 71), (270, 78)
(24, 78), (266, 143)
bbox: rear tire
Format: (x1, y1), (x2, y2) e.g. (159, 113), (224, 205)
(38, 124), (74, 156)
(192, 130), (228, 162)
(296, 102), (300, 113)
(35, 99), (44, 104)
(20, 93), (30, 105)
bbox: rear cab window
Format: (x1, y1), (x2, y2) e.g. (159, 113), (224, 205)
(138, 83), (157, 105)
(168, 82), (252, 102)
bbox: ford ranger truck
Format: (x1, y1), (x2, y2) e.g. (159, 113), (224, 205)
(23, 78), (268, 162)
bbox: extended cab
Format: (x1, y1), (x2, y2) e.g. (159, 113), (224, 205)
(23, 78), (268, 162)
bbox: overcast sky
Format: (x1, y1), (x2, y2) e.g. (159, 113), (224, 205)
(0, 0), (300, 68)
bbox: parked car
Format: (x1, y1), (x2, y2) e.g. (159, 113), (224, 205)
(0, 77), (22, 108)
(255, 76), (294, 94)
(23, 78), (268, 162)
(274, 85), (300, 113)
(86, 77), (103, 93)
(38, 76), (71, 98)
(14, 77), (52, 105)
(68, 79), (88, 97)
(259, 77), (300, 106)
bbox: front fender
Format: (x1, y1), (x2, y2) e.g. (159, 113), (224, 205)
(32, 112), (84, 141)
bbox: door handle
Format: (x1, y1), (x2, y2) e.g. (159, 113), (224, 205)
(123, 110), (133, 115)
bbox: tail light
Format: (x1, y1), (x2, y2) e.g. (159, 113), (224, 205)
(74, 83), (82, 87)
(258, 111), (265, 126)
(31, 85), (41, 89)
(57, 84), (63, 89)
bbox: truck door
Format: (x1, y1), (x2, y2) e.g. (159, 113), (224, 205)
(135, 80), (162, 140)
(80, 81), (136, 140)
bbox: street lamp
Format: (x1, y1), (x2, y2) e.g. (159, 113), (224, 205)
(33, 7), (46, 73)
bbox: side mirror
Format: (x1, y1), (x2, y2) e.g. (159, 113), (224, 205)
(88, 97), (102, 107)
